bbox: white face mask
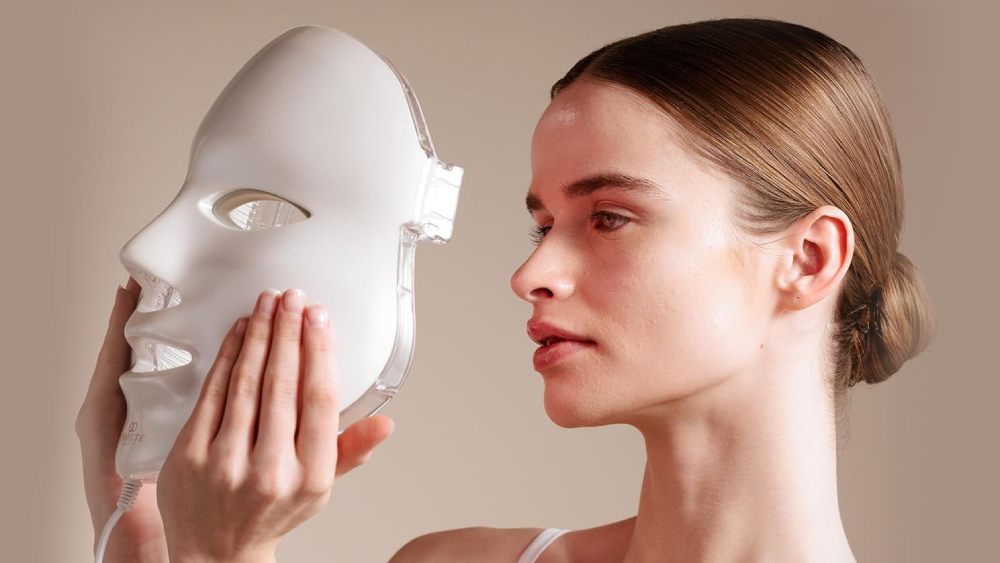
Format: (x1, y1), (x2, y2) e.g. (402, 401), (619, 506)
(115, 25), (462, 483)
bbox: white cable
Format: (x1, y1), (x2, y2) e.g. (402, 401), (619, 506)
(94, 479), (143, 563)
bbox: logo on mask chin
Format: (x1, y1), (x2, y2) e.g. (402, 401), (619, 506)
(120, 421), (145, 445)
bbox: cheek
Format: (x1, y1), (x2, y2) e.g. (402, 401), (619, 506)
(604, 227), (760, 396)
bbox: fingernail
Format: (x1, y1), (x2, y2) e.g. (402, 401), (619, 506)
(235, 317), (248, 336)
(283, 288), (305, 312)
(256, 289), (280, 315)
(306, 304), (328, 327)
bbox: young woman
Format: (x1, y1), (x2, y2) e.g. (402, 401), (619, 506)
(76, 17), (935, 563)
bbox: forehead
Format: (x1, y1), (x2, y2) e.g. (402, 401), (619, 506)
(529, 79), (709, 209)
(532, 79), (685, 168)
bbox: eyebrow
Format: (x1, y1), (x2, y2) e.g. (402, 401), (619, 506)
(525, 172), (664, 213)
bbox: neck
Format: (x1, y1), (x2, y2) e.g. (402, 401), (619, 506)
(621, 346), (856, 563)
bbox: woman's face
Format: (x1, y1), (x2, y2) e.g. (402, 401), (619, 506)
(510, 79), (776, 428)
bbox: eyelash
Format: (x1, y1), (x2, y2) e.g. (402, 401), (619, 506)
(529, 210), (631, 246)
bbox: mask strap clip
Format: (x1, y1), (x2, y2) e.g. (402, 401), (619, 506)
(415, 159), (463, 244)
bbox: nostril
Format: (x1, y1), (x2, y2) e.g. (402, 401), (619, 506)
(530, 287), (555, 299)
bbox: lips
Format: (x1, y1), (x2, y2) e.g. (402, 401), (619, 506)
(526, 319), (595, 347)
(527, 320), (596, 370)
(125, 316), (193, 373)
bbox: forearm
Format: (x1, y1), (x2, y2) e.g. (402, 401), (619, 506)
(168, 552), (277, 563)
(89, 495), (169, 562)
(166, 542), (278, 563)
(96, 534), (169, 563)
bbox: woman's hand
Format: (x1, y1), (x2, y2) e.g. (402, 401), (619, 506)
(157, 288), (395, 563)
(75, 277), (169, 562)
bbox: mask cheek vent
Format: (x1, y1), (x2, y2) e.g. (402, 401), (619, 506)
(204, 188), (310, 231)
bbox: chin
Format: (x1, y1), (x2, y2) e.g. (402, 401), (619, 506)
(541, 380), (619, 428)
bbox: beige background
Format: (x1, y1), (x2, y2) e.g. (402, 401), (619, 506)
(1, 0), (994, 561)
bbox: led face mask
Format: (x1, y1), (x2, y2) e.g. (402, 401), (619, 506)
(115, 25), (462, 483)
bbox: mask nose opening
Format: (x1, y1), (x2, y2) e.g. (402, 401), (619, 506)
(132, 270), (183, 313)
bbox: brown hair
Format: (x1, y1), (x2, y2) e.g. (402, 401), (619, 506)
(551, 18), (936, 428)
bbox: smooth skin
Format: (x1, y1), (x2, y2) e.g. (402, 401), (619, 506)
(76, 281), (394, 562)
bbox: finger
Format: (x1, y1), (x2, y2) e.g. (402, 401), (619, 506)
(95, 285), (138, 369)
(254, 289), (306, 462)
(124, 275), (141, 298)
(180, 316), (247, 451)
(214, 289), (280, 457)
(296, 304), (339, 477)
(335, 416), (395, 478)
(87, 284), (140, 403)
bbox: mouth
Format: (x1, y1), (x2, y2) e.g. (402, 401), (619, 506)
(536, 336), (593, 347)
(127, 271), (192, 373)
(526, 319), (595, 348)
(532, 338), (596, 370)
(134, 340), (192, 373)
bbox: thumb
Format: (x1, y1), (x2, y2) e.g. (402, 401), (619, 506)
(92, 283), (139, 390)
(124, 275), (141, 298)
(107, 277), (139, 349)
(335, 416), (395, 477)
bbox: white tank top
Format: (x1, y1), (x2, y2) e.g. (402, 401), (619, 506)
(517, 528), (571, 563)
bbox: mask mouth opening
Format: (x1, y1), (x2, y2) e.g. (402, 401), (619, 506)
(133, 341), (192, 373)
(127, 270), (193, 372)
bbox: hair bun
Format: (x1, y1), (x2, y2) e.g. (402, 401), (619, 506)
(851, 251), (936, 386)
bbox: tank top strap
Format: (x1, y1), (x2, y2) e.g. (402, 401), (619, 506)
(517, 528), (571, 563)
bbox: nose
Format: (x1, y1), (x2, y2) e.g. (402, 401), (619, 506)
(119, 202), (191, 285)
(509, 242), (577, 304)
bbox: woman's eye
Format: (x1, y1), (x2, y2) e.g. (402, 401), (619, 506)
(591, 210), (630, 232)
(528, 211), (631, 246)
(529, 224), (551, 246)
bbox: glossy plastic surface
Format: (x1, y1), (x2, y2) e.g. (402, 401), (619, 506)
(115, 25), (462, 483)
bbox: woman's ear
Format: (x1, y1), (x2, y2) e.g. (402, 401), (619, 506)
(773, 205), (855, 311)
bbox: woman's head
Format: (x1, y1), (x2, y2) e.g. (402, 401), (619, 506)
(510, 18), (935, 433)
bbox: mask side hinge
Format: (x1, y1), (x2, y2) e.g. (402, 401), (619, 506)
(413, 159), (463, 244)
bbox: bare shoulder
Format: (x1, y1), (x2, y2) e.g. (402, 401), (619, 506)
(388, 525), (545, 563)
(389, 517), (636, 563)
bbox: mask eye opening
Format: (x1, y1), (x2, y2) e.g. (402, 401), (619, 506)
(205, 188), (311, 231)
